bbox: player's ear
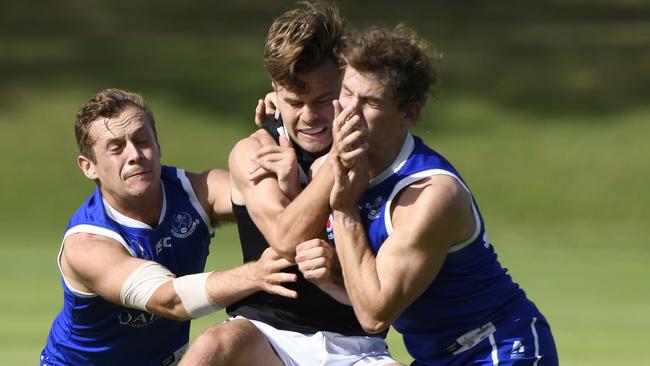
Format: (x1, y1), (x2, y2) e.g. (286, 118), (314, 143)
(77, 155), (98, 180)
(402, 103), (422, 127)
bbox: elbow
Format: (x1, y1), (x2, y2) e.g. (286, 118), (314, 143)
(145, 287), (192, 322)
(273, 243), (296, 262)
(359, 316), (391, 334)
(149, 300), (191, 322)
(168, 303), (192, 321)
(355, 309), (392, 334)
(269, 231), (298, 261)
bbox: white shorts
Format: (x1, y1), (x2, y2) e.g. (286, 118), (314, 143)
(232, 316), (399, 366)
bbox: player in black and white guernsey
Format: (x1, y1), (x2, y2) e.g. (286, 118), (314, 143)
(41, 89), (297, 366)
(181, 3), (400, 366)
(328, 28), (559, 365)
(227, 116), (367, 335)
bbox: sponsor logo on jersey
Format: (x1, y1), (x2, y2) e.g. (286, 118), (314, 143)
(325, 214), (334, 242)
(118, 310), (160, 328)
(171, 212), (199, 238)
(446, 322), (496, 355)
(510, 339), (526, 359)
(156, 236), (172, 255)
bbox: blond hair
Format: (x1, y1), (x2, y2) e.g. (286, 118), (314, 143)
(265, 1), (343, 94)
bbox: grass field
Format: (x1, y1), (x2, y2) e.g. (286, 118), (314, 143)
(1, 1), (649, 364)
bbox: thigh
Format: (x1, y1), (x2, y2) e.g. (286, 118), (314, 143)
(244, 318), (399, 366)
(455, 317), (558, 366)
(409, 317), (558, 366)
(488, 316), (558, 365)
(181, 319), (283, 366)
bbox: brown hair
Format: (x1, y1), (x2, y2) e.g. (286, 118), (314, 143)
(265, 1), (343, 94)
(75, 89), (157, 162)
(339, 25), (439, 112)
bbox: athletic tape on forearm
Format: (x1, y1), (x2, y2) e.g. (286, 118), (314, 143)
(172, 272), (222, 318)
(120, 261), (173, 311)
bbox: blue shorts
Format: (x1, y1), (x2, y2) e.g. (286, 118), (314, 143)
(407, 303), (558, 365)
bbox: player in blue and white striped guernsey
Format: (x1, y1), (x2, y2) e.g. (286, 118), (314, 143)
(40, 89), (297, 366)
(327, 28), (559, 365)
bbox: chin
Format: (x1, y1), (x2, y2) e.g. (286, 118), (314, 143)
(301, 140), (332, 154)
(127, 180), (158, 196)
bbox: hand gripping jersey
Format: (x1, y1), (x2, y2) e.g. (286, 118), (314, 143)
(41, 166), (214, 366)
(327, 133), (557, 364)
(227, 118), (382, 337)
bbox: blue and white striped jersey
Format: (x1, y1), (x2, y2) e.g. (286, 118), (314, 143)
(328, 133), (544, 362)
(41, 166), (214, 366)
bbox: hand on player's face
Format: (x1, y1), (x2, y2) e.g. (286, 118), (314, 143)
(254, 92), (280, 127)
(332, 100), (368, 169)
(329, 147), (369, 212)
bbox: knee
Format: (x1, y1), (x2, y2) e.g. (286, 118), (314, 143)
(181, 320), (260, 366)
(180, 324), (234, 365)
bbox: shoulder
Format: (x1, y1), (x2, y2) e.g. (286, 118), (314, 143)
(67, 193), (121, 237)
(410, 174), (464, 195)
(183, 168), (231, 222)
(62, 232), (133, 273)
(396, 174), (468, 213)
(64, 231), (129, 254)
(230, 130), (274, 158)
(229, 130), (276, 175)
(392, 174), (474, 243)
(185, 169), (229, 192)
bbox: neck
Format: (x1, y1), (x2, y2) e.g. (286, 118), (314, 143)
(102, 184), (163, 227)
(367, 131), (408, 180)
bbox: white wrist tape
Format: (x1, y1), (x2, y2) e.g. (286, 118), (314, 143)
(120, 261), (173, 311)
(172, 272), (222, 319)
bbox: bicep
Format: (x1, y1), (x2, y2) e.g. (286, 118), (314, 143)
(61, 233), (151, 304)
(228, 138), (291, 245)
(375, 226), (449, 317)
(187, 169), (233, 225)
(375, 176), (472, 315)
(206, 169), (233, 221)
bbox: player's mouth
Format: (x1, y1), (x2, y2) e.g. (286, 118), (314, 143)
(298, 126), (328, 140)
(124, 169), (151, 180)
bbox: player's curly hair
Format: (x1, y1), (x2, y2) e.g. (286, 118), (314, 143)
(75, 89), (157, 162)
(338, 25), (439, 112)
(265, 1), (343, 94)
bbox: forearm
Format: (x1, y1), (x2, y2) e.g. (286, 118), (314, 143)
(332, 209), (391, 332)
(146, 264), (261, 321)
(204, 262), (261, 307)
(274, 163), (334, 256)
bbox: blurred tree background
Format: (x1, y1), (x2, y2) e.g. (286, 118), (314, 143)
(1, 0), (648, 364)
